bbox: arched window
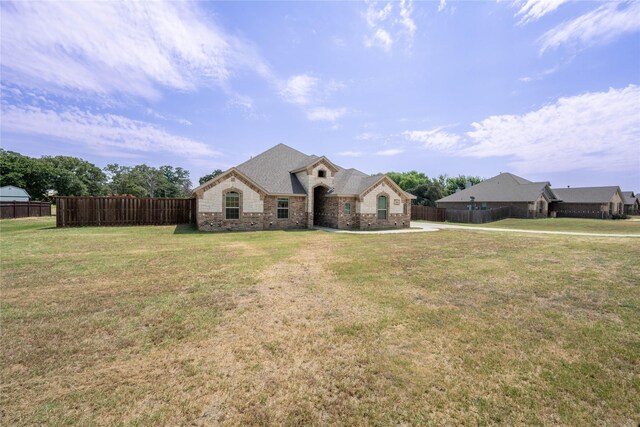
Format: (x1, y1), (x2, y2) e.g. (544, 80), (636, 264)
(377, 195), (387, 220)
(225, 191), (240, 219)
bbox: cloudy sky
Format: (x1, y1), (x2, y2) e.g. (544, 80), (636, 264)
(1, 0), (639, 189)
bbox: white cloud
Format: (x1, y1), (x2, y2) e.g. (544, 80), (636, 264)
(376, 149), (404, 156)
(438, 0), (447, 12)
(306, 107), (347, 122)
(399, 0), (417, 38)
(1, 104), (219, 158)
(337, 151), (363, 157)
(518, 64), (561, 82)
(514, 0), (568, 25)
(363, 1), (415, 52)
(279, 74), (319, 105)
(356, 132), (380, 140)
(462, 85), (640, 174)
(0, 1), (264, 99)
(177, 119), (193, 126)
(539, 2), (640, 53)
(365, 29), (394, 52)
(403, 129), (461, 150)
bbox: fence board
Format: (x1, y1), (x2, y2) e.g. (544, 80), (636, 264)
(0, 201), (52, 219)
(411, 205), (446, 222)
(55, 197), (196, 227)
(445, 206), (512, 224)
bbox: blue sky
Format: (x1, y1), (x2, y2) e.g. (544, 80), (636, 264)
(1, 0), (639, 190)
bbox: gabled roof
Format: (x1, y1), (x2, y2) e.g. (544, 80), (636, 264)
(437, 172), (555, 203)
(0, 185), (30, 198)
(194, 143), (414, 199)
(552, 186), (622, 204)
(235, 144), (312, 194)
(621, 191), (637, 205)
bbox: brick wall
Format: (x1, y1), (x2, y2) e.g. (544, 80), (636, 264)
(262, 196), (307, 230)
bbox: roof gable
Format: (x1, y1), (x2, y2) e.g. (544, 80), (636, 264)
(437, 172), (553, 203)
(0, 186), (30, 198)
(551, 186), (622, 204)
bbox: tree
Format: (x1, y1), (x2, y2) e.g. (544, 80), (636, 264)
(199, 169), (224, 185)
(0, 150), (54, 200)
(386, 171), (429, 192)
(41, 155), (108, 196)
(442, 175), (483, 196)
(160, 166), (192, 197)
(408, 180), (446, 207)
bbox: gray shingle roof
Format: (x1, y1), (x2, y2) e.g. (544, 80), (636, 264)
(235, 144), (312, 194)
(437, 172), (553, 203)
(551, 186), (621, 204)
(232, 143), (401, 197)
(621, 191), (637, 205)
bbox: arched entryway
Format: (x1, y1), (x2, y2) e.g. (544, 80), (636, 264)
(313, 185), (329, 226)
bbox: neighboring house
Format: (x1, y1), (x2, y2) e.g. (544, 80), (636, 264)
(0, 186), (30, 202)
(436, 172), (557, 218)
(192, 144), (415, 231)
(551, 186), (625, 218)
(621, 191), (639, 215)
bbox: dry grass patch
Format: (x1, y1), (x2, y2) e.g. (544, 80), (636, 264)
(1, 217), (639, 425)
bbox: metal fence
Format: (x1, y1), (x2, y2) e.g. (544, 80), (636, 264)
(411, 205), (446, 222)
(445, 206), (512, 224)
(0, 201), (51, 219)
(56, 197), (196, 227)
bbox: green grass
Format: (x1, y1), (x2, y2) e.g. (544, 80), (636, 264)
(1, 216), (639, 426)
(434, 217), (640, 234)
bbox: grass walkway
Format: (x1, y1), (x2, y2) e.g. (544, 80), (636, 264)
(1, 217), (639, 425)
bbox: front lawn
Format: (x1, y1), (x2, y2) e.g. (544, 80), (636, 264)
(1, 217), (639, 425)
(438, 217), (640, 234)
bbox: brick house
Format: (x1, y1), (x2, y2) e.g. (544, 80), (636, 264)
(621, 191), (639, 215)
(436, 172), (558, 218)
(551, 186), (626, 219)
(192, 144), (415, 231)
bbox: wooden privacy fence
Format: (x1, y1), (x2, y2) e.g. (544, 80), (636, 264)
(0, 201), (52, 219)
(56, 197), (196, 227)
(411, 205), (446, 222)
(445, 206), (512, 224)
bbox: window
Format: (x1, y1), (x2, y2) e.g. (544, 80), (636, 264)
(277, 198), (289, 219)
(403, 203), (407, 215)
(377, 195), (387, 220)
(225, 191), (240, 219)
(481, 202), (488, 210)
(344, 202), (352, 215)
(318, 170), (326, 178)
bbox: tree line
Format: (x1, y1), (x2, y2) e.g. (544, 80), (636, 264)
(0, 149), (481, 204)
(0, 149), (218, 200)
(386, 171), (483, 206)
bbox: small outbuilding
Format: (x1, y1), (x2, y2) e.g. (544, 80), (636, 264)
(0, 186), (30, 202)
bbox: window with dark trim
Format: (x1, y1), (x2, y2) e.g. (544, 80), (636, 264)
(481, 202), (488, 210)
(318, 170), (326, 178)
(344, 202), (352, 215)
(277, 198), (289, 219)
(377, 195), (387, 220)
(225, 191), (240, 219)
(403, 202), (407, 215)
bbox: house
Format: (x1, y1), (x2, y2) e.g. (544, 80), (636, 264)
(0, 186), (30, 202)
(621, 191), (639, 215)
(192, 144), (415, 231)
(551, 186), (625, 219)
(436, 172), (557, 218)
